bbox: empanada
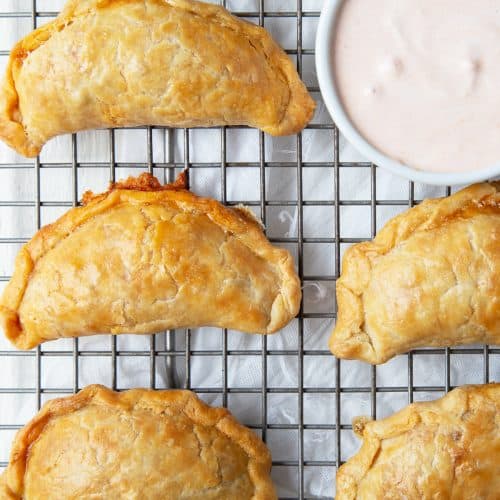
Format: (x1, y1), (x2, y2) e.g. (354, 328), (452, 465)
(0, 173), (301, 350)
(336, 384), (500, 500)
(330, 182), (500, 364)
(0, 384), (277, 499)
(0, 0), (315, 158)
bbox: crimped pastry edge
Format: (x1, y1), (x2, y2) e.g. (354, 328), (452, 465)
(329, 182), (500, 364)
(335, 383), (500, 500)
(0, 384), (277, 500)
(0, 0), (315, 158)
(0, 172), (301, 350)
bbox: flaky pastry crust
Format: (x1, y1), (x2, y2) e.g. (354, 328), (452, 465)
(0, 0), (315, 157)
(330, 182), (500, 364)
(0, 173), (301, 350)
(336, 384), (500, 500)
(0, 385), (277, 499)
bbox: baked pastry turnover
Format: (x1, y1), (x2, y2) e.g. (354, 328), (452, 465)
(0, 173), (301, 349)
(336, 384), (500, 500)
(330, 182), (500, 364)
(0, 385), (277, 499)
(0, 0), (315, 158)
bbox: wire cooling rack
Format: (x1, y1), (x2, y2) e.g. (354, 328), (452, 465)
(0, 1), (499, 499)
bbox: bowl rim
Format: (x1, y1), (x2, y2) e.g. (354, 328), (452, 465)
(315, 0), (500, 186)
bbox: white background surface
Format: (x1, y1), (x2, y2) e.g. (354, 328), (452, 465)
(0, 1), (498, 498)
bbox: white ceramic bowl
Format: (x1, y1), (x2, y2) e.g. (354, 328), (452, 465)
(315, 0), (500, 186)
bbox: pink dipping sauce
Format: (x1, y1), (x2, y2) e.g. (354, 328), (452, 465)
(333, 0), (500, 172)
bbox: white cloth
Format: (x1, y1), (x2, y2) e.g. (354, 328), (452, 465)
(0, 1), (498, 497)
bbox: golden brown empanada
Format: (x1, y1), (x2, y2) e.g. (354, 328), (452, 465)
(330, 182), (500, 364)
(0, 0), (315, 158)
(336, 384), (500, 500)
(0, 384), (277, 499)
(0, 173), (301, 350)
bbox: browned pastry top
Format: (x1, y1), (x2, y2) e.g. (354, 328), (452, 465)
(0, 385), (277, 499)
(0, 173), (301, 349)
(330, 182), (500, 364)
(0, 0), (315, 157)
(336, 384), (500, 500)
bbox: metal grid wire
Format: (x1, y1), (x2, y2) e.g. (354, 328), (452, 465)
(0, 1), (498, 499)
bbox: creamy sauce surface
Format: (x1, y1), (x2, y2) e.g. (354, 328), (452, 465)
(334, 0), (500, 172)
